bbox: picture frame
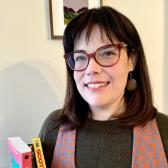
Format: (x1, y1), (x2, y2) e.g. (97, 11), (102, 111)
(49, 0), (102, 39)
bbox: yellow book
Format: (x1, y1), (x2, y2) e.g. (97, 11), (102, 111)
(32, 137), (46, 168)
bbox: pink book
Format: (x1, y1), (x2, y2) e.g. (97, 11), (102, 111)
(8, 137), (32, 168)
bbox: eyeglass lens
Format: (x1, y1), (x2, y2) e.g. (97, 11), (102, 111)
(67, 45), (120, 71)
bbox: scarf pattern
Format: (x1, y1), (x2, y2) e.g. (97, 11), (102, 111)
(52, 119), (168, 168)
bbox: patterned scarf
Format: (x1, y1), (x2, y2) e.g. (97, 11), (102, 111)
(51, 119), (168, 168)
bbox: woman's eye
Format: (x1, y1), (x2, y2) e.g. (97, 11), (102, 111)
(104, 51), (113, 56)
(74, 55), (87, 62)
(102, 50), (116, 57)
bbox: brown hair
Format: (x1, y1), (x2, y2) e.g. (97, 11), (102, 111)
(58, 6), (157, 128)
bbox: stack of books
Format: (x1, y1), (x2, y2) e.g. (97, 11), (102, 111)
(7, 137), (46, 168)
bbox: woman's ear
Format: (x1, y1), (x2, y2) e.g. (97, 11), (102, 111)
(128, 50), (137, 71)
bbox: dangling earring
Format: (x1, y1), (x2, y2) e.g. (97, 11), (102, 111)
(126, 72), (137, 91)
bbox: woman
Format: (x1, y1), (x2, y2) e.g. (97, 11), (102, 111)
(39, 6), (168, 168)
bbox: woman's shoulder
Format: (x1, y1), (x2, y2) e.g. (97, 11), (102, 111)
(156, 112), (168, 159)
(156, 112), (168, 134)
(156, 112), (168, 128)
(39, 109), (61, 167)
(39, 109), (61, 138)
(44, 109), (61, 125)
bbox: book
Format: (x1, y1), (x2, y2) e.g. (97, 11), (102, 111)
(8, 137), (32, 168)
(27, 144), (37, 168)
(32, 138), (46, 168)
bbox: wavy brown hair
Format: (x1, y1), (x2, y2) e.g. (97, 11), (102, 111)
(58, 6), (157, 129)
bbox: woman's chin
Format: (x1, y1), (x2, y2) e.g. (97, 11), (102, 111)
(88, 101), (110, 110)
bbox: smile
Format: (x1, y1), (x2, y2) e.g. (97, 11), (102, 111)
(85, 82), (109, 88)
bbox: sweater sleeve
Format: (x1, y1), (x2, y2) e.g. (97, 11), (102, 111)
(39, 110), (60, 167)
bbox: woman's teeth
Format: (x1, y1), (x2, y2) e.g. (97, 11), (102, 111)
(86, 83), (108, 88)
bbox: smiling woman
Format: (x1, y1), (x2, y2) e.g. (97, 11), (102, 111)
(40, 6), (168, 168)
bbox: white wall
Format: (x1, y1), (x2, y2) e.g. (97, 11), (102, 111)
(0, 0), (66, 167)
(0, 0), (166, 167)
(164, 0), (168, 113)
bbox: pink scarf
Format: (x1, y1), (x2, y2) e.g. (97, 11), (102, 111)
(51, 119), (168, 168)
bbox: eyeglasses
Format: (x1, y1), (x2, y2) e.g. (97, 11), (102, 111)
(64, 44), (127, 71)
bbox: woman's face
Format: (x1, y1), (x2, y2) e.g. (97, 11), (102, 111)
(73, 26), (134, 114)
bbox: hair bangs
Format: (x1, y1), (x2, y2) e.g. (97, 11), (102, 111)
(74, 9), (116, 44)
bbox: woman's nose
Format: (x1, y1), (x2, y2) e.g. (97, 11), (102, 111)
(85, 58), (102, 75)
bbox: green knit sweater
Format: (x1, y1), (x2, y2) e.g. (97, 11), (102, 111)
(39, 111), (168, 168)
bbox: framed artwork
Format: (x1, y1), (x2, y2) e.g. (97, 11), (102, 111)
(49, 0), (102, 39)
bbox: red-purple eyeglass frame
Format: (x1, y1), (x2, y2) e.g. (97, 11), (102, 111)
(64, 43), (127, 71)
